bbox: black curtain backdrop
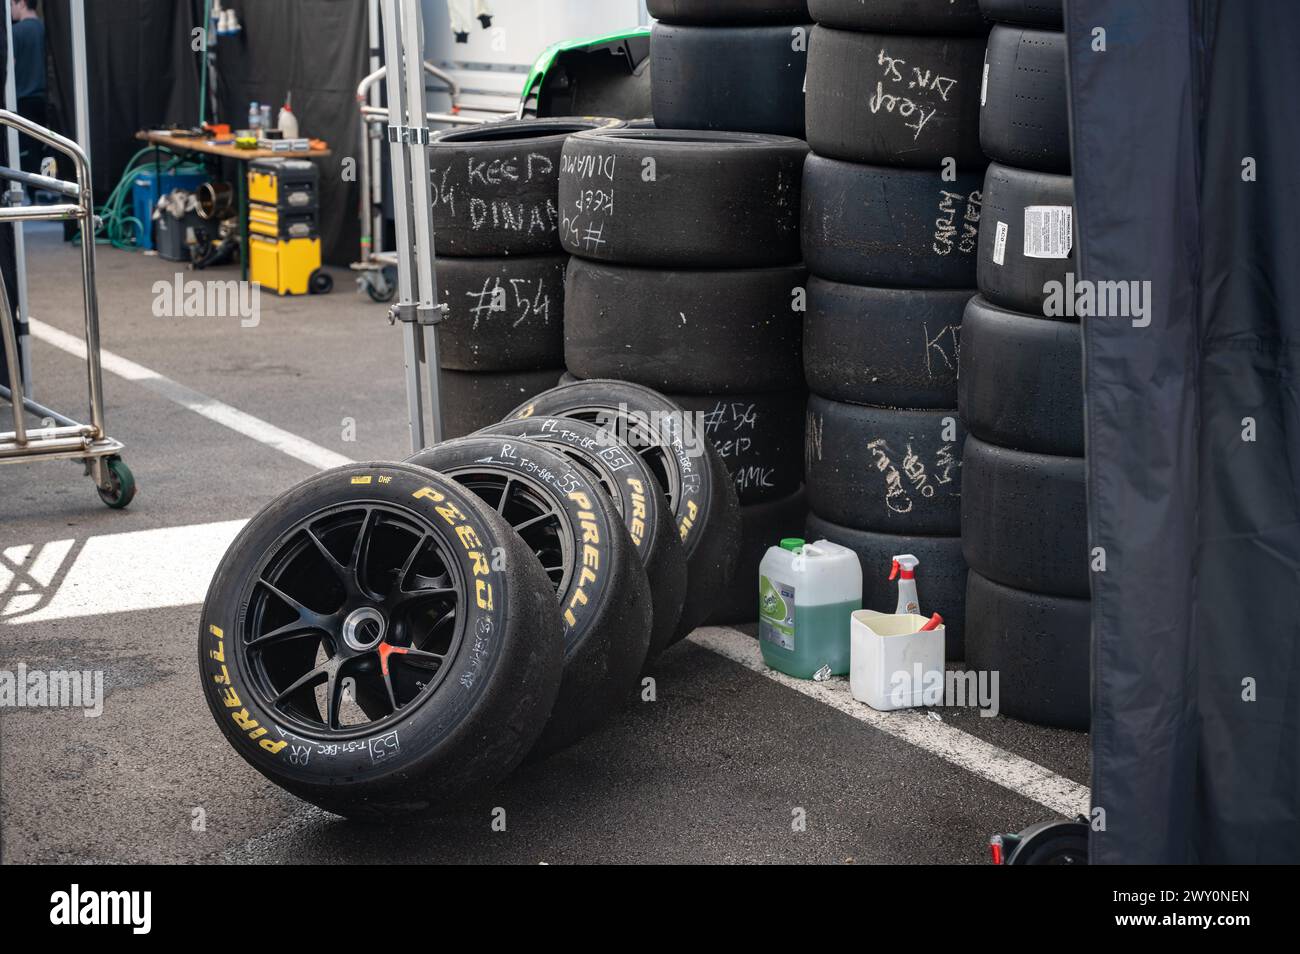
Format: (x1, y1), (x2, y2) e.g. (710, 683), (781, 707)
(1073, 0), (1300, 863)
(215, 0), (366, 265)
(42, 0), (363, 265)
(44, 0), (201, 204)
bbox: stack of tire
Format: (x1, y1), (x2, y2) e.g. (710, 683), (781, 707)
(647, 0), (810, 138)
(800, 0), (990, 657)
(644, 2), (812, 623)
(200, 377), (740, 818)
(960, 0), (1086, 729)
(424, 117), (620, 437)
(557, 122), (809, 624)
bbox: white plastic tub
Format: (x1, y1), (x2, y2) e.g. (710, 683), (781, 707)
(849, 609), (946, 711)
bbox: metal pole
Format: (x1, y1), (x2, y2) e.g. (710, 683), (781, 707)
(68, 1), (105, 440)
(70, 0), (91, 172)
(380, 0), (444, 452)
(3, 13), (31, 395)
(399, 0), (443, 443)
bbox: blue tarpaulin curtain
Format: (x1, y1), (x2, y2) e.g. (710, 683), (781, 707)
(1069, 0), (1300, 863)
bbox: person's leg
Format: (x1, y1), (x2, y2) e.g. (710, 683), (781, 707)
(16, 94), (47, 174)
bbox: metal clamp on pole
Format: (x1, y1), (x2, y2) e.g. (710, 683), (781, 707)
(387, 301), (448, 326)
(380, 0), (445, 453)
(386, 124), (431, 145)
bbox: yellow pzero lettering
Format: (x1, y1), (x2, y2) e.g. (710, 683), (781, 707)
(475, 579), (495, 610)
(259, 739), (288, 755)
(222, 686), (241, 708)
(568, 490), (593, 510)
(457, 524), (483, 550)
(231, 709), (259, 732)
(413, 486), (446, 503)
(518, 403), (536, 419)
(351, 476), (373, 485)
(209, 624), (225, 639)
(436, 502), (467, 526)
(469, 551), (490, 576)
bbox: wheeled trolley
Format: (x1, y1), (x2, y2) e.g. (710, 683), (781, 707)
(350, 50), (510, 303)
(0, 108), (136, 508)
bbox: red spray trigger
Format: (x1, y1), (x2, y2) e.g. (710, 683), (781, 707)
(889, 559), (900, 581)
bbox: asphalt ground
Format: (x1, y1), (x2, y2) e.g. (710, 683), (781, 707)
(0, 225), (1088, 864)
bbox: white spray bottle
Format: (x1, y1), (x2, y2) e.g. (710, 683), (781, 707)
(889, 554), (920, 615)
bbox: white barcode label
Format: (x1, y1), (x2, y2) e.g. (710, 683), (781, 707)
(992, 221), (1008, 266)
(1023, 205), (1073, 259)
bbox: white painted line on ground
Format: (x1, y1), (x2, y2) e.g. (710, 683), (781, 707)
(29, 319), (351, 471)
(2, 519), (246, 624)
(690, 626), (1091, 818)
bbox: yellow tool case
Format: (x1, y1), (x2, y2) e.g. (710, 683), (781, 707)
(247, 157), (319, 209)
(249, 233), (329, 296)
(246, 158), (331, 296)
(249, 202), (318, 240)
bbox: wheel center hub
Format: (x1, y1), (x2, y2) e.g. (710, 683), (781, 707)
(342, 606), (387, 652)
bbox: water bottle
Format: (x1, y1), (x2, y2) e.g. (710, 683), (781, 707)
(248, 101), (260, 132)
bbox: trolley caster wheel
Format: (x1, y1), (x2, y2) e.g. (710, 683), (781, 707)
(364, 265), (397, 303)
(309, 269), (334, 295)
(991, 819), (1089, 865)
(96, 456), (137, 510)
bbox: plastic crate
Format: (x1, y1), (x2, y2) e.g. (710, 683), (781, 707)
(131, 167), (208, 249)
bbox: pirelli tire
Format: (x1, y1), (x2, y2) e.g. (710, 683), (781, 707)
(428, 116), (623, 257)
(438, 367), (566, 438)
(979, 25), (1070, 173)
(708, 486), (808, 625)
(435, 253), (566, 371)
(804, 279), (967, 409)
(563, 257), (806, 393)
(976, 163), (1075, 314)
(198, 462), (564, 819)
(407, 436), (653, 754)
(647, 0), (811, 24)
(477, 415), (688, 658)
(806, 512), (967, 658)
(809, 0), (987, 33)
(965, 570), (1089, 729)
(805, 394), (965, 535)
(960, 435), (1088, 597)
(802, 153), (984, 288)
(508, 379), (741, 641)
(804, 26), (987, 168)
(650, 22), (808, 138)
(958, 296), (1083, 456)
(977, 0), (1063, 29)
(558, 127), (807, 268)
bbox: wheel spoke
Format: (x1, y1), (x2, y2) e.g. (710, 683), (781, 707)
(495, 477), (517, 514)
(273, 660), (331, 706)
(324, 665), (346, 729)
(258, 579), (321, 624)
(247, 621), (322, 652)
(390, 585), (458, 613)
(399, 647), (445, 669)
(395, 532), (431, 593)
(304, 526), (348, 581)
(513, 508), (559, 535)
(349, 509), (378, 595)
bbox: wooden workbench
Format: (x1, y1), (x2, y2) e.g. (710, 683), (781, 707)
(134, 130), (331, 280)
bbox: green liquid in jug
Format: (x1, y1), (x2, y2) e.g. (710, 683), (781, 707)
(758, 576), (859, 679)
